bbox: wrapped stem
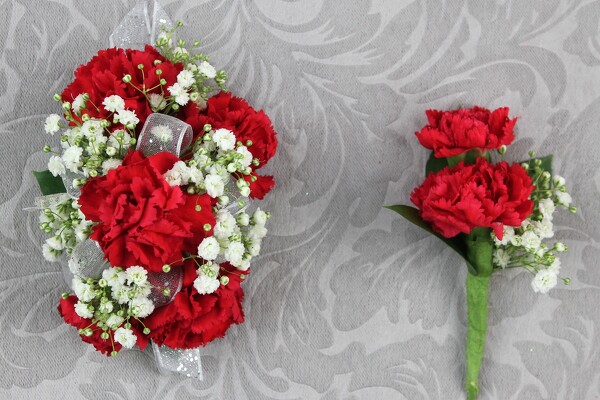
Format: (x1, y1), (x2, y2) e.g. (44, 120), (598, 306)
(465, 273), (490, 399)
(464, 227), (493, 399)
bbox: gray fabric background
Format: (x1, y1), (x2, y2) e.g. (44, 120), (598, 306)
(1, 0), (600, 399)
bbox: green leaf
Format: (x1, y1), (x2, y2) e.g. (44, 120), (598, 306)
(425, 151), (448, 176)
(384, 205), (476, 274)
(33, 170), (67, 195)
(465, 273), (491, 400)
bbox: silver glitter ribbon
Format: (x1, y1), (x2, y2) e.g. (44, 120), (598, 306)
(109, 0), (174, 50)
(151, 343), (203, 379)
(136, 113), (193, 157)
(134, 112), (202, 379)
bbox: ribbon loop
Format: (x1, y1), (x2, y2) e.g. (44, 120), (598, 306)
(136, 113), (193, 157)
(147, 268), (183, 307)
(68, 239), (111, 279)
(109, 0), (174, 50)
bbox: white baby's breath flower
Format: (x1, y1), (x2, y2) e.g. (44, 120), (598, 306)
(249, 224), (268, 241)
(237, 212), (249, 226)
(101, 158), (122, 174)
(533, 219), (554, 239)
(114, 327), (137, 349)
(74, 301), (93, 319)
(102, 267), (124, 287)
(248, 241), (261, 257)
(177, 70), (195, 88)
(555, 242), (567, 252)
(149, 93), (167, 111)
(253, 209), (268, 226)
(72, 94), (86, 114)
(42, 243), (60, 262)
(553, 175), (566, 187)
(188, 167), (204, 185)
(81, 120), (103, 137)
(98, 301), (114, 314)
(521, 230), (541, 252)
(224, 241), (245, 267)
(130, 297), (155, 318)
(163, 161), (190, 188)
(538, 198), (555, 220)
(548, 258), (561, 274)
(204, 174), (225, 198)
(240, 186), (251, 197)
(193, 274), (220, 295)
(214, 210), (236, 240)
(48, 156), (66, 177)
(212, 129), (236, 151)
(494, 249), (510, 268)
(112, 286), (133, 305)
(531, 269), (558, 294)
(46, 236), (64, 251)
(103, 95), (125, 113)
(197, 236), (220, 261)
(72, 278), (95, 302)
(173, 47), (189, 57)
(555, 191), (572, 207)
(62, 146), (83, 173)
(107, 130), (132, 149)
(236, 146), (253, 167)
(168, 82), (190, 106)
(106, 315), (125, 329)
(151, 125), (173, 143)
(44, 114), (61, 135)
(116, 109), (139, 127)
(125, 266), (148, 286)
(198, 61), (216, 79)
(74, 223), (90, 242)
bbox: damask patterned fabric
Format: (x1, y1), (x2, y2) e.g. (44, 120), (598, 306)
(1, 0), (599, 399)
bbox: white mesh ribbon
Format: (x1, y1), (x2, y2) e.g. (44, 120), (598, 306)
(68, 239), (110, 279)
(136, 113), (202, 378)
(136, 113), (193, 157)
(152, 342), (203, 379)
(109, 0), (174, 50)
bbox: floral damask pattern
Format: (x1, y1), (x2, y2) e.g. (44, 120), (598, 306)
(1, 0), (599, 399)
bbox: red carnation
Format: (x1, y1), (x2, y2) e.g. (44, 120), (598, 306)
(61, 46), (182, 130)
(415, 106), (516, 158)
(78, 150), (215, 272)
(184, 92), (278, 168)
(58, 295), (148, 355)
(410, 158), (534, 238)
(244, 174), (275, 199)
(142, 261), (245, 348)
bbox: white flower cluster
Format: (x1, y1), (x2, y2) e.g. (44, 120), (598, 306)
(44, 95), (138, 183)
(195, 208), (269, 293)
(40, 199), (93, 261)
(70, 266), (155, 352)
(163, 126), (259, 201)
(154, 28), (226, 104)
(492, 173), (574, 294)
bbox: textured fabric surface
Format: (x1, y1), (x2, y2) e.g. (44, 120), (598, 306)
(1, 0), (600, 399)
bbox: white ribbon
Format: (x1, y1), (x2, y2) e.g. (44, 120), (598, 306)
(109, 0), (174, 50)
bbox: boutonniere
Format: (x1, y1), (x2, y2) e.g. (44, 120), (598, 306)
(387, 106), (575, 399)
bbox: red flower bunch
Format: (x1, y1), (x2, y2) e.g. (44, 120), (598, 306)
(411, 158), (534, 238)
(79, 150), (215, 272)
(143, 261), (245, 348)
(61, 45), (181, 128)
(415, 106), (517, 158)
(184, 92), (278, 199)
